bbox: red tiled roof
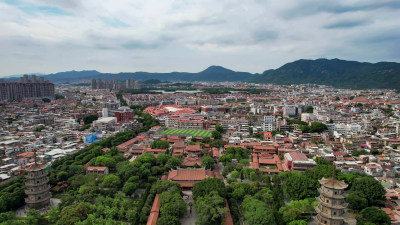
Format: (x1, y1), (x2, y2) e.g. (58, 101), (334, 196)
(225, 199), (234, 225)
(259, 158), (276, 165)
(168, 168), (214, 181)
(287, 152), (308, 161)
(274, 154), (284, 171)
(212, 147), (220, 158)
(186, 144), (202, 152)
(147, 194), (160, 225)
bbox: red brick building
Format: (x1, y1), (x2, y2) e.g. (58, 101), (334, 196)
(115, 111), (134, 122)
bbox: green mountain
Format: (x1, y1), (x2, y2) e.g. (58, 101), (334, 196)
(253, 58), (400, 89)
(3, 66), (257, 83)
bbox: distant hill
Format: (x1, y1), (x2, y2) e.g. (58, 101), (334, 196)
(3, 66), (258, 83)
(253, 58), (400, 89)
(3, 59), (400, 89)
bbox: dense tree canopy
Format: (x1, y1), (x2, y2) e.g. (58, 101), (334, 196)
(193, 178), (226, 200)
(195, 191), (227, 225)
(283, 172), (318, 200)
(211, 131), (222, 139)
(151, 140), (170, 149)
(215, 124), (224, 133)
(242, 196), (276, 225)
(350, 177), (386, 207)
(356, 207), (391, 225)
(82, 115), (98, 125)
(201, 155), (215, 170)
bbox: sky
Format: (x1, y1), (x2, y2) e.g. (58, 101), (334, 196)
(0, 0), (400, 77)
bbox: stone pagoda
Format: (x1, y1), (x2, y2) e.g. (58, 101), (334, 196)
(315, 166), (348, 225)
(25, 151), (51, 210)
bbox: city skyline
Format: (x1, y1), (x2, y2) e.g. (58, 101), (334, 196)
(1, 0), (400, 76)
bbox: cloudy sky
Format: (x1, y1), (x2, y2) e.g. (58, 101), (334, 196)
(1, 0), (400, 77)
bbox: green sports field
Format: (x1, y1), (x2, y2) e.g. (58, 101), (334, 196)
(161, 129), (213, 137)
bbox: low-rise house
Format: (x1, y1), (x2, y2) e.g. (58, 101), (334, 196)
(86, 166), (109, 175)
(364, 163), (383, 177)
(284, 152), (317, 171)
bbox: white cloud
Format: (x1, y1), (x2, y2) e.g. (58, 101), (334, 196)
(0, 0), (399, 76)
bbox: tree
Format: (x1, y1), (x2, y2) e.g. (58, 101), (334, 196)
(167, 157), (181, 169)
(48, 207), (60, 224)
(58, 203), (92, 224)
(211, 131), (222, 139)
(305, 106), (314, 113)
(193, 178), (226, 200)
(101, 174), (121, 188)
(26, 209), (42, 225)
(201, 156), (214, 170)
(157, 154), (170, 166)
(57, 171), (68, 181)
(242, 196), (276, 225)
(159, 190), (187, 217)
(138, 153), (156, 165)
(95, 156), (116, 168)
(195, 191), (227, 225)
(279, 206), (301, 224)
(315, 157), (331, 165)
(283, 172), (318, 200)
(55, 94), (65, 100)
(218, 154), (232, 166)
(265, 174), (272, 189)
(370, 149), (380, 155)
(346, 192), (368, 210)
(350, 177), (385, 206)
(299, 124), (311, 133)
(352, 149), (369, 157)
(82, 115), (98, 125)
(157, 215), (181, 225)
(254, 187), (273, 205)
(151, 140), (170, 149)
(122, 182), (137, 196)
(42, 98), (51, 103)
(0, 211), (16, 223)
(215, 124), (223, 133)
(230, 171), (240, 179)
(239, 159), (249, 165)
(356, 207), (391, 225)
(310, 122), (328, 133)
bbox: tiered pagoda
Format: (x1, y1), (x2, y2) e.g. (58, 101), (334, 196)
(314, 168), (348, 225)
(25, 152), (51, 209)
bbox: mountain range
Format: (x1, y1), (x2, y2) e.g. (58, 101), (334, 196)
(254, 58), (400, 90)
(3, 59), (400, 90)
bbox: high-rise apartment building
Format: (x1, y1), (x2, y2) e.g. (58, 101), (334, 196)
(91, 79), (97, 89)
(91, 78), (139, 90)
(0, 75), (55, 101)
